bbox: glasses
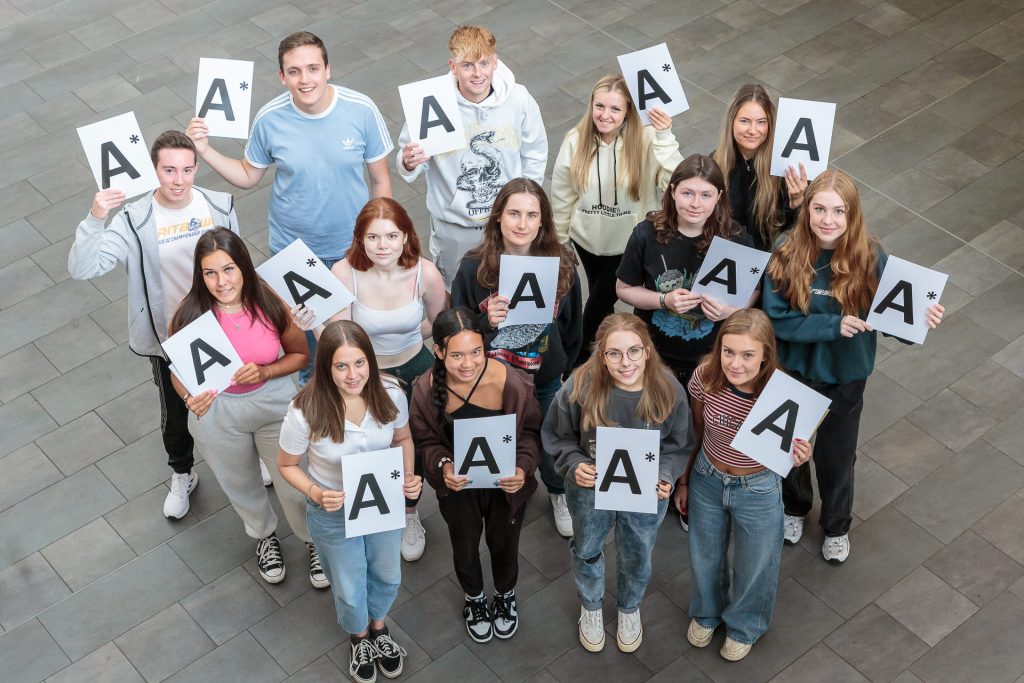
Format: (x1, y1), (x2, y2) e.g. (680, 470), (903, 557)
(603, 346), (645, 363)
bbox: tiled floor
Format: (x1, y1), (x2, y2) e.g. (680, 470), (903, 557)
(1, 0), (1023, 681)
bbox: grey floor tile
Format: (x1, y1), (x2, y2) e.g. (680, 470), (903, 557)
(0, 618), (72, 683)
(876, 565), (979, 646)
(960, 272), (1024, 341)
(34, 315), (117, 374)
(115, 603), (215, 682)
(0, 278), (109, 358)
(392, 575), (470, 658)
(0, 552), (71, 630)
(0, 443), (63, 513)
(38, 545), (201, 661)
(970, 220), (1024, 270)
(105, 484), (200, 555)
(916, 0), (1010, 47)
(984, 404), (1024, 465)
(286, 654), (345, 682)
(37, 412), (124, 476)
(857, 370), (922, 444)
(0, 343), (60, 403)
(546, 638), (654, 682)
(0, 257), (55, 310)
(96, 431), (174, 501)
(168, 506), (255, 584)
(770, 642), (869, 682)
(624, 591), (690, 675)
(248, 587), (345, 674)
(32, 344), (151, 425)
(41, 517), (136, 591)
(25, 186), (94, 244)
(905, 388), (998, 453)
(951, 121), (1024, 168)
(992, 334), (1024, 378)
(46, 642), (144, 683)
(165, 631), (286, 683)
(181, 565), (279, 645)
(27, 158), (95, 205)
(878, 167), (955, 212)
(407, 643), (498, 682)
(25, 44), (139, 101)
(861, 419), (956, 486)
(853, 454), (908, 520)
(950, 358), (1024, 420)
(925, 530), (1024, 606)
(0, 219), (48, 270)
(916, 146), (991, 190)
(825, 604), (929, 681)
(26, 92), (96, 134)
(973, 494), (1024, 566)
(94, 381), (161, 445)
(934, 244), (1013, 296)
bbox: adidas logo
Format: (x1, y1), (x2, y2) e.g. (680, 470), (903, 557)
(341, 137), (356, 150)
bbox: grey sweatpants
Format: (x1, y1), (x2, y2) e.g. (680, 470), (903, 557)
(429, 215), (485, 290)
(189, 377), (310, 543)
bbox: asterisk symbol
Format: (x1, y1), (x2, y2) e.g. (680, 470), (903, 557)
(927, 291), (936, 300)
(240, 81), (249, 90)
(306, 258), (316, 267)
(390, 470), (400, 479)
(662, 63), (671, 72)
(645, 452), (655, 462)
(129, 134), (139, 144)
(750, 266), (760, 274)
(503, 434), (512, 444)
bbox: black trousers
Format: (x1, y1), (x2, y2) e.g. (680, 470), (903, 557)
(573, 241), (623, 367)
(151, 356), (195, 475)
(782, 377), (866, 537)
(438, 489), (526, 596)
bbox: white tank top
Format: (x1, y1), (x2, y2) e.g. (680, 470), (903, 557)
(351, 260), (425, 356)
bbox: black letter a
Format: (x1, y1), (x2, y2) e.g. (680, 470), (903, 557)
(781, 118), (819, 160)
(190, 338), (231, 385)
(459, 436), (500, 475)
(283, 271), (333, 306)
(99, 142), (141, 190)
(198, 78), (235, 121)
(636, 69), (671, 110)
(348, 474), (390, 520)
(698, 258), (738, 295)
(419, 96), (455, 139)
(509, 272), (545, 310)
(751, 399), (799, 453)
(598, 449), (641, 495)
(872, 280), (914, 325)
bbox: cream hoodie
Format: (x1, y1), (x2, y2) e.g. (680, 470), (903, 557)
(551, 126), (682, 256)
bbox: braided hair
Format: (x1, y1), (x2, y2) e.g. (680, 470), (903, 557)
(430, 307), (486, 422)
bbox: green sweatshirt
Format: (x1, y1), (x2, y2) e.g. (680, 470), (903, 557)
(763, 244), (888, 385)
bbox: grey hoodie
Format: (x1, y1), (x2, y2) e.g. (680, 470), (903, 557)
(67, 187), (238, 358)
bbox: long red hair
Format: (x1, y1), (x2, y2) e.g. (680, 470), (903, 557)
(346, 197), (421, 271)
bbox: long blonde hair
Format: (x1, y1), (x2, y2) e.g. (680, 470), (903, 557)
(569, 75), (644, 203)
(712, 84), (784, 246)
(569, 313), (677, 431)
(766, 170), (879, 315)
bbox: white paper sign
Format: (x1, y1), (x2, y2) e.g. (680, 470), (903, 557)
(453, 414), (516, 488)
(770, 97), (836, 180)
(866, 256), (947, 345)
(77, 112), (160, 198)
(195, 58), (255, 139)
(594, 426), (660, 514)
(398, 74), (466, 157)
(342, 447), (406, 538)
(730, 370), (831, 477)
(497, 255), (560, 328)
(690, 237), (771, 308)
(616, 43), (689, 125)
(161, 310), (244, 396)
(256, 239), (355, 326)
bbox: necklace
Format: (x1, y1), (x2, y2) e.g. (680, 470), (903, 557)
(215, 302), (244, 330)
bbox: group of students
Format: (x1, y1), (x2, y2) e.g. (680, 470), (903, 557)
(66, 23), (948, 683)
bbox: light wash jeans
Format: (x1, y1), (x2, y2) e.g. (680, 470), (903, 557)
(688, 450), (784, 645)
(306, 498), (402, 634)
(565, 477), (669, 613)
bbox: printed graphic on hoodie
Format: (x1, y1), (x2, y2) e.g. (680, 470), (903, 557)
(651, 256), (713, 342)
(455, 123), (521, 217)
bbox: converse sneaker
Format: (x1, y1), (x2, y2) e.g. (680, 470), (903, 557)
(371, 627), (406, 679)
(578, 606), (605, 652)
(784, 514), (804, 545)
(308, 543), (329, 588)
(550, 493), (573, 538)
(720, 636), (752, 661)
(256, 533), (285, 584)
(349, 636), (377, 683)
(687, 619), (715, 648)
(491, 590), (518, 639)
(463, 594), (492, 643)
(678, 511), (689, 532)
(260, 460), (273, 486)
(822, 534), (850, 564)
(616, 610), (642, 652)
(401, 510), (426, 561)
(163, 471), (198, 519)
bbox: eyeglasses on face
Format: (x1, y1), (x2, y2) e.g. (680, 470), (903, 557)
(603, 346), (645, 363)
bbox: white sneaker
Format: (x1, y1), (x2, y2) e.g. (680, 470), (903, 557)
(823, 534), (850, 564)
(550, 493), (573, 538)
(578, 606), (605, 652)
(401, 511), (426, 561)
(260, 460), (273, 486)
(720, 636), (752, 661)
(616, 610), (642, 652)
(687, 619), (715, 648)
(784, 514), (804, 545)
(163, 471), (198, 519)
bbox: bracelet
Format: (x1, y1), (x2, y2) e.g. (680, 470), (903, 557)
(307, 482), (319, 499)
(265, 365), (274, 380)
(182, 392), (191, 404)
(659, 292), (667, 310)
(438, 457), (453, 471)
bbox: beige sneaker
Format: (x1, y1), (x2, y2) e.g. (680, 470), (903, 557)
(720, 636), (752, 661)
(687, 619), (715, 648)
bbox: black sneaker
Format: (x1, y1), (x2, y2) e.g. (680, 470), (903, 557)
(464, 594), (493, 643)
(256, 533), (285, 584)
(491, 590), (518, 639)
(349, 636), (377, 683)
(371, 626), (406, 679)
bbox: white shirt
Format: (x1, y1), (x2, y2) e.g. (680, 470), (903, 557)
(279, 379), (409, 490)
(154, 192), (214, 318)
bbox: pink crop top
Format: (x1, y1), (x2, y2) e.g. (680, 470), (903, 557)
(215, 306), (282, 394)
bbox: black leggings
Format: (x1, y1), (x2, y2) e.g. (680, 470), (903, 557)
(438, 490), (526, 596)
(151, 356), (194, 474)
(573, 241), (623, 367)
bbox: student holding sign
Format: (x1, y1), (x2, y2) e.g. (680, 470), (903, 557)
(396, 25), (548, 289)
(764, 170), (944, 563)
(551, 74), (683, 364)
(409, 308), (541, 644)
(68, 130), (239, 520)
(712, 84), (807, 251)
(542, 313), (693, 653)
(167, 229), (322, 588)
(277, 321), (419, 683)
(616, 156), (755, 393)
(677, 309), (810, 662)
(295, 197), (447, 563)
(451, 178), (582, 538)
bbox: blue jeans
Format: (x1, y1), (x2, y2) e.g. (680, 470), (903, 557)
(565, 478), (669, 612)
(688, 450), (784, 645)
(298, 256), (341, 386)
(536, 377), (564, 495)
(306, 498), (402, 634)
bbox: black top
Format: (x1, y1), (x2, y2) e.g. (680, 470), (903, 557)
(445, 359), (505, 439)
(724, 154), (796, 252)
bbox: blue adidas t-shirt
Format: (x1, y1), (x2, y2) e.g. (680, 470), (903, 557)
(245, 85), (393, 261)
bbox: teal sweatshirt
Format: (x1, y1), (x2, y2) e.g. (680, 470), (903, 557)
(763, 243), (887, 385)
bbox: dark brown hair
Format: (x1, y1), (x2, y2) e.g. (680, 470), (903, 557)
(278, 31), (328, 71)
(429, 307), (487, 423)
(150, 130), (197, 167)
(346, 197), (421, 271)
(696, 309), (778, 397)
(651, 155), (736, 257)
